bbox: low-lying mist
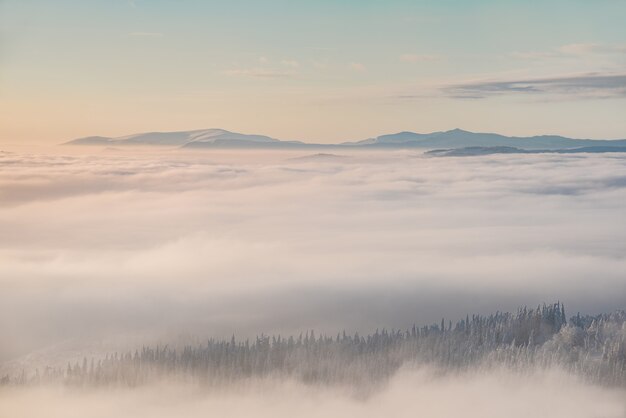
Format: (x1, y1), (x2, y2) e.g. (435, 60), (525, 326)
(1, 149), (625, 367)
(1, 367), (624, 418)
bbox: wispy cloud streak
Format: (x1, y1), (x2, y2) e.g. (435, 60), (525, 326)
(444, 73), (626, 100)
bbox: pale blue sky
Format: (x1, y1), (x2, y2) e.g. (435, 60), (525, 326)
(1, 0), (625, 143)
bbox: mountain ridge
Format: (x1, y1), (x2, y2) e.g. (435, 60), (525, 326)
(426, 145), (626, 157)
(65, 128), (626, 150)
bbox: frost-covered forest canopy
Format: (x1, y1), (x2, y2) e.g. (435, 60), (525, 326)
(3, 302), (626, 389)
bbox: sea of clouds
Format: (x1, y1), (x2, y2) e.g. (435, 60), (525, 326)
(0, 148), (625, 367)
(1, 367), (624, 418)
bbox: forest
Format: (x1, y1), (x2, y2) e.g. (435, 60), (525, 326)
(3, 303), (625, 389)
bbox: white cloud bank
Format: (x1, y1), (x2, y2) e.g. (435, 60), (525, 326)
(0, 149), (625, 364)
(0, 368), (624, 418)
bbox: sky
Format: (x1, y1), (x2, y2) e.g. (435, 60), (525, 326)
(1, 0), (625, 143)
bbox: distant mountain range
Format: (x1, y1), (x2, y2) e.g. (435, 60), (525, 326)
(67, 129), (296, 147)
(426, 146), (626, 157)
(65, 128), (626, 151)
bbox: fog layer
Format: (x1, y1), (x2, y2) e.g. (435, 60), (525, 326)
(1, 368), (624, 418)
(1, 149), (625, 363)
